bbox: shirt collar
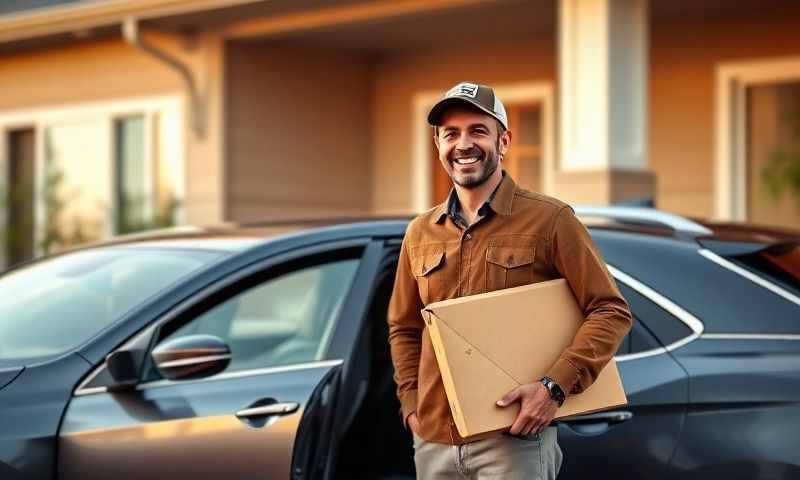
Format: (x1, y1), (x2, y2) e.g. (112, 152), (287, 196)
(432, 171), (516, 224)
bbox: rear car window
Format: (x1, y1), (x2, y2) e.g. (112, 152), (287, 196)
(617, 283), (693, 347)
(729, 243), (800, 296)
(593, 231), (800, 335)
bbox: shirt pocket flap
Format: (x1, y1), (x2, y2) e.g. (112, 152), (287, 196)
(486, 246), (535, 269)
(411, 250), (445, 277)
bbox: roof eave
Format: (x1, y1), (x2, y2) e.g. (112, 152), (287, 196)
(0, 0), (261, 45)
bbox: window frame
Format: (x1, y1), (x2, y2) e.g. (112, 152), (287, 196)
(142, 250), (364, 381)
(74, 238), (371, 394)
(609, 264), (704, 362)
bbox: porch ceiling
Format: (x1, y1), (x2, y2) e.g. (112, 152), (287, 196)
(2, 0), (798, 54)
(651, 0), (799, 24)
(229, 0), (554, 54)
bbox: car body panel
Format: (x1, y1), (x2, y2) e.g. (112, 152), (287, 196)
(0, 353), (90, 480)
(669, 338), (800, 477)
(557, 344), (689, 478)
(59, 363), (339, 480)
(0, 367), (23, 391)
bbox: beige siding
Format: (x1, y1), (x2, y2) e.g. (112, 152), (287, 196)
(0, 37), (183, 110)
(370, 35), (556, 214)
(0, 34), (230, 227)
(650, 7), (800, 218)
(225, 42), (372, 222)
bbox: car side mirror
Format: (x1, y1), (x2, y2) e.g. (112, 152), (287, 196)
(151, 334), (231, 381)
(106, 349), (146, 392)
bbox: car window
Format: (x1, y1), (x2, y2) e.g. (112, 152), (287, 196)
(615, 315), (662, 357)
(615, 331), (631, 356)
(729, 243), (800, 296)
(0, 247), (220, 363)
(145, 257), (360, 379)
(617, 282), (693, 347)
(628, 317), (661, 353)
(596, 233), (799, 335)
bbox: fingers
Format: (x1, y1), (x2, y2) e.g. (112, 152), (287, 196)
(496, 387), (520, 407)
(509, 414), (528, 435)
(511, 409), (550, 436)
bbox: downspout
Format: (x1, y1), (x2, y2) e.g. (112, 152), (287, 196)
(122, 17), (205, 138)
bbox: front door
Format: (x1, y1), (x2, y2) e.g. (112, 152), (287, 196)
(745, 80), (800, 229)
(58, 245), (375, 479)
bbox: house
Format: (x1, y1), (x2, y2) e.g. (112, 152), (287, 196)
(2, 0), (799, 267)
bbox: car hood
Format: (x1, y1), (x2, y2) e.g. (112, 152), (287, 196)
(0, 366), (24, 392)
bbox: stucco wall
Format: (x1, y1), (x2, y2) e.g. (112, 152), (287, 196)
(370, 35), (556, 214)
(0, 37), (183, 110)
(225, 42), (372, 222)
(650, 6), (800, 218)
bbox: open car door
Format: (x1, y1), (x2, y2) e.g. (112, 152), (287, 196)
(58, 239), (385, 480)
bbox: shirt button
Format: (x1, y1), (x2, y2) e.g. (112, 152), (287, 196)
(464, 233), (472, 241)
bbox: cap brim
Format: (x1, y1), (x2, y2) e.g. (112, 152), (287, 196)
(427, 97), (507, 130)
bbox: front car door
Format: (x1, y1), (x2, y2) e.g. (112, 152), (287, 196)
(58, 240), (381, 479)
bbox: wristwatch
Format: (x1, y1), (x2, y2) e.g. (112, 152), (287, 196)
(540, 376), (565, 407)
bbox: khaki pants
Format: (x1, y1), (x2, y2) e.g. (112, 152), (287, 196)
(412, 426), (562, 480)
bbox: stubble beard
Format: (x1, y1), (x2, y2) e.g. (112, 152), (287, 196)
(448, 140), (501, 190)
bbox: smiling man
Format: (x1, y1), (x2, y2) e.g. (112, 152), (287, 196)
(387, 82), (633, 479)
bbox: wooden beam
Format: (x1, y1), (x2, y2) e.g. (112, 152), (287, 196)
(0, 0), (261, 44)
(224, 0), (495, 40)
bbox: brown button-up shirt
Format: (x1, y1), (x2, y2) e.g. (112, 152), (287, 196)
(387, 172), (633, 445)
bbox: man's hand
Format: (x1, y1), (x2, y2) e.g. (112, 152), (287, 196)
(407, 412), (421, 435)
(496, 382), (559, 436)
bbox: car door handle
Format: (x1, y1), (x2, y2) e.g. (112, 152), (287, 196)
(236, 402), (299, 419)
(558, 410), (633, 425)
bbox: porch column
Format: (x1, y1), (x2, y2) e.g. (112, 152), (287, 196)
(556, 0), (654, 205)
(184, 30), (227, 224)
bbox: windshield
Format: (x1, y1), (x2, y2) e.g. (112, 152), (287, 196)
(0, 247), (222, 363)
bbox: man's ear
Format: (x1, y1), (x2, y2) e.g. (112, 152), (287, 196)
(499, 129), (512, 156)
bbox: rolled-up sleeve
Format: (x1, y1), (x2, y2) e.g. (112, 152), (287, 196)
(543, 205), (633, 396)
(387, 234), (425, 429)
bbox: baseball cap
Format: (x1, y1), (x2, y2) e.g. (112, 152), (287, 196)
(427, 82), (508, 130)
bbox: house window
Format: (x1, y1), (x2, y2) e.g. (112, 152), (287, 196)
(43, 119), (111, 249)
(5, 128), (36, 266)
(0, 97), (184, 266)
(115, 115), (147, 234)
(746, 81), (800, 228)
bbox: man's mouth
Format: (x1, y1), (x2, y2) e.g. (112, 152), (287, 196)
(453, 156), (480, 166)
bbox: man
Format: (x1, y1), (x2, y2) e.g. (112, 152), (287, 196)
(387, 82), (633, 479)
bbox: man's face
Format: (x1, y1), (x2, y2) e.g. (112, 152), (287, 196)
(434, 107), (510, 189)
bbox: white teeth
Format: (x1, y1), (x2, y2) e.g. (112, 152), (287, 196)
(454, 157), (479, 165)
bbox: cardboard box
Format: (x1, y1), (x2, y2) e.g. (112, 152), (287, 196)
(422, 278), (628, 437)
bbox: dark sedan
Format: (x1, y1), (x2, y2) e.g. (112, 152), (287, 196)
(0, 207), (798, 479)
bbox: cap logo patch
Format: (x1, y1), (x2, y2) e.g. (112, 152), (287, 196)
(445, 82), (479, 99)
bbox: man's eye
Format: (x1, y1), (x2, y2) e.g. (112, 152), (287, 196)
(443, 132), (457, 139)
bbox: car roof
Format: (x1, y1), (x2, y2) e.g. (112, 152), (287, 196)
(67, 217), (410, 255)
(54, 210), (800, 257)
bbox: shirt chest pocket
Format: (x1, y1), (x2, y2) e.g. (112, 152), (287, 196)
(486, 245), (536, 291)
(411, 250), (445, 305)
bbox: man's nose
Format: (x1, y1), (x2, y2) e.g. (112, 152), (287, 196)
(455, 132), (473, 150)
